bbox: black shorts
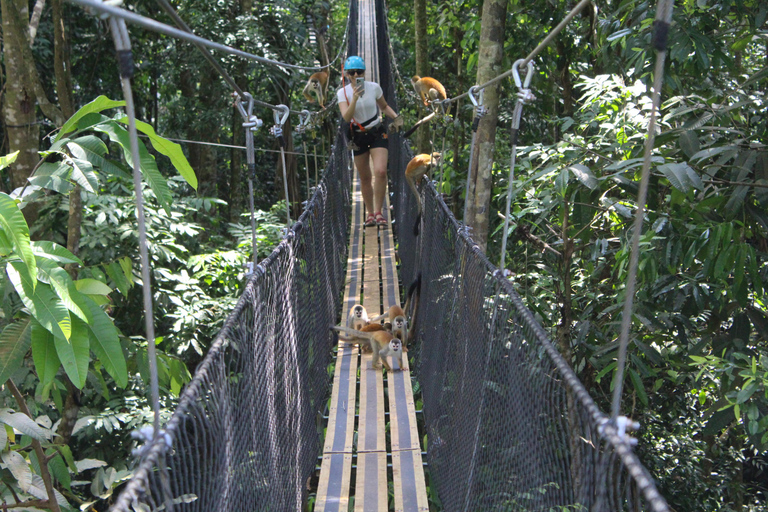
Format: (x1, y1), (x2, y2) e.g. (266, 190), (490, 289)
(349, 124), (389, 156)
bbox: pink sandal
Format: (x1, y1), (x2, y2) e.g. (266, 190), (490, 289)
(375, 212), (387, 227)
(364, 213), (376, 227)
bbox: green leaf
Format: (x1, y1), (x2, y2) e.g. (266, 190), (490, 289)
(36, 259), (87, 322)
(55, 444), (78, 474)
(105, 261), (131, 297)
(736, 382), (757, 404)
(118, 117), (198, 190)
(31, 241), (83, 266)
(94, 120), (172, 213)
(47, 451), (72, 491)
(658, 162), (692, 192)
(7, 261), (71, 340)
(75, 294), (126, 388)
(75, 278), (113, 296)
(628, 368), (648, 407)
(0, 318), (32, 384)
(0, 151), (20, 171)
(0, 193), (36, 287)
(53, 317), (90, 389)
(568, 164), (598, 190)
(678, 131), (700, 159)
(1, 450), (31, 491)
(67, 155), (99, 193)
(31, 321), (60, 387)
(69, 137), (132, 180)
(27, 162), (74, 194)
(0, 410), (50, 441)
(119, 256), (133, 286)
(56, 96), (126, 142)
(28, 474), (69, 507)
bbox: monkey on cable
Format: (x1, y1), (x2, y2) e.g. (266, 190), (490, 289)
(303, 71), (329, 108)
(406, 153), (442, 236)
(332, 326), (405, 371)
(411, 76), (447, 107)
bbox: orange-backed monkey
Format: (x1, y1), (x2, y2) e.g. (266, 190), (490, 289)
(357, 323), (388, 353)
(332, 326), (403, 371)
(411, 76), (447, 106)
(406, 152), (442, 235)
(369, 305), (405, 323)
(303, 71), (329, 107)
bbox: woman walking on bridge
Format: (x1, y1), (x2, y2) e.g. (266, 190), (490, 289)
(338, 55), (403, 227)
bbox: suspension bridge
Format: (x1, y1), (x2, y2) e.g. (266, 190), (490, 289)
(65, 0), (675, 510)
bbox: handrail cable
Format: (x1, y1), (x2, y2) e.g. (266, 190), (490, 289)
(137, 133), (328, 158)
(67, 0), (349, 97)
(612, 0), (675, 420)
(444, 0), (592, 105)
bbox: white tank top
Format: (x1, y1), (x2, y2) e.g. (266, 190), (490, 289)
(337, 81), (383, 128)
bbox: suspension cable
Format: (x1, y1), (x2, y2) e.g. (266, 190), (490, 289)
(499, 60), (535, 272)
(611, 0), (675, 420)
(68, 0), (335, 74)
(137, 133), (328, 158)
(445, 0), (592, 105)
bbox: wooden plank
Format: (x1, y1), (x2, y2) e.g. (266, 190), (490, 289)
(315, 179), (363, 512)
(380, 186), (429, 511)
(355, 211), (387, 512)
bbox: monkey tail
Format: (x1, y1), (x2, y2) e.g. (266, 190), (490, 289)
(404, 273), (422, 315)
(413, 212), (421, 236)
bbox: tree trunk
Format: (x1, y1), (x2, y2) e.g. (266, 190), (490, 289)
(414, 0), (431, 153)
(2, 0), (40, 191)
(464, 0), (507, 252)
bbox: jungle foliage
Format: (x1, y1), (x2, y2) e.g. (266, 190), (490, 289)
(0, 0), (766, 510)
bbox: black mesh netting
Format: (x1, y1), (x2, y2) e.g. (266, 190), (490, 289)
(111, 128), (353, 511)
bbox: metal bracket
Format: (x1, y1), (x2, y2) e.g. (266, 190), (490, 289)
(468, 86), (484, 108)
(512, 59), (536, 104)
(297, 109), (311, 134)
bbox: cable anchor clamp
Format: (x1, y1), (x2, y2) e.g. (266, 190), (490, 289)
(297, 109), (311, 135)
(270, 104), (290, 147)
(95, 0), (124, 19)
(468, 86), (484, 108)
(599, 416), (640, 446)
(512, 59), (536, 104)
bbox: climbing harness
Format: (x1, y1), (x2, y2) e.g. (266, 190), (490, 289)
(499, 59), (535, 274)
(462, 86), (486, 224)
(234, 92), (263, 271)
(270, 105), (292, 227)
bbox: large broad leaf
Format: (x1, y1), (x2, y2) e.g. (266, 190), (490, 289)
(69, 136), (132, 180)
(75, 278), (112, 296)
(678, 131), (700, 159)
(35, 259), (87, 322)
(568, 164), (599, 190)
(67, 154), (99, 193)
(31, 241), (83, 266)
(0, 318), (32, 384)
(105, 261), (131, 297)
(75, 294), (127, 388)
(27, 162), (74, 194)
(658, 162), (693, 193)
(53, 317), (90, 389)
(0, 193), (36, 287)
(7, 262), (70, 340)
(118, 117), (198, 190)
(31, 321), (60, 387)
(94, 120), (172, 213)
(55, 96), (126, 142)
(47, 451), (72, 491)
(0, 151), (20, 171)
(1, 450), (31, 491)
(27, 474), (69, 507)
(0, 410), (50, 441)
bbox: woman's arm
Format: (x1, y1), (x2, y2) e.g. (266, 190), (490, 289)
(338, 82), (364, 122)
(376, 95), (398, 120)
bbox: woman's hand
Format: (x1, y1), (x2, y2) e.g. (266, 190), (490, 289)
(352, 81), (364, 100)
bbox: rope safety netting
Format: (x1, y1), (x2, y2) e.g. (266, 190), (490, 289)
(100, 0), (673, 509)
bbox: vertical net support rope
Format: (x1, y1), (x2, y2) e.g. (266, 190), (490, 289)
(612, 0), (675, 420)
(499, 59), (535, 272)
(235, 93), (262, 268)
(110, 128), (353, 511)
(462, 86), (486, 224)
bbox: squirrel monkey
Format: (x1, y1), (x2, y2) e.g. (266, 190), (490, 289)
(369, 305), (405, 323)
(337, 304), (370, 341)
(411, 76), (447, 106)
(370, 305), (409, 346)
(303, 71), (329, 107)
(332, 326), (404, 371)
(406, 152), (442, 235)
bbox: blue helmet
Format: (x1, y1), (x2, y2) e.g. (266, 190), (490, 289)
(344, 56), (365, 71)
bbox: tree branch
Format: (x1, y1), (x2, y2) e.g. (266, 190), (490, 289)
(28, 0), (47, 45)
(1, 499), (50, 510)
(5, 380), (62, 512)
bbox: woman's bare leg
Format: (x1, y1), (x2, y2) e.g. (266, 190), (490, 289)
(370, 147), (389, 215)
(355, 152), (374, 215)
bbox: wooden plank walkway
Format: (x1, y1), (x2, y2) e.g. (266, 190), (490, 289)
(315, 177), (428, 511)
